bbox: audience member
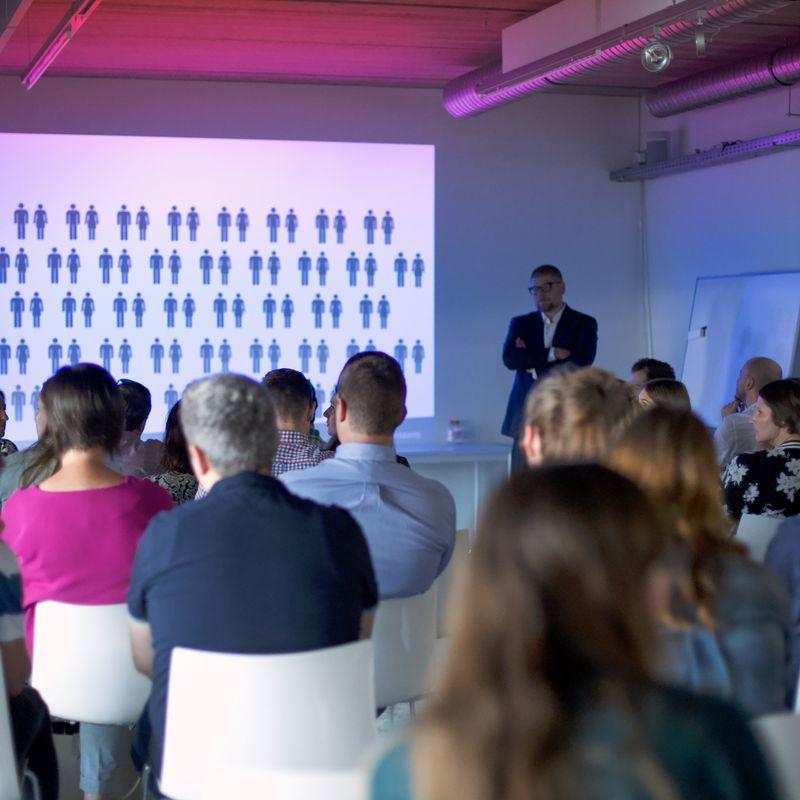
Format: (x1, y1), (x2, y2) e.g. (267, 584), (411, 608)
(0, 389), (18, 458)
(765, 515), (800, 702)
(283, 352), (455, 598)
(112, 379), (165, 478)
(263, 368), (333, 476)
(609, 408), (791, 716)
(0, 521), (58, 799)
(1, 364), (173, 800)
(151, 401), (198, 504)
(0, 404), (57, 508)
(128, 374), (377, 783)
(630, 357), (676, 392)
(306, 378), (325, 449)
(521, 366), (636, 465)
(638, 378), (691, 411)
(321, 389), (340, 452)
(371, 465), (777, 800)
(723, 378), (800, 520)
(715, 357), (783, 468)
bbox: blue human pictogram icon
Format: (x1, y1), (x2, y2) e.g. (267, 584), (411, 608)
(281, 294), (293, 328)
(263, 293), (276, 328)
(48, 338), (63, 373)
(99, 248), (113, 283)
(168, 206), (181, 241)
(218, 206), (231, 242)
(117, 205), (131, 240)
(268, 339), (280, 371)
(16, 339), (29, 374)
(30, 293), (43, 328)
(364, 253), (377, 287)
(219, 339), (232, 373)
(317, 340), (329, 374)
(311, 294), (325, 329)
(285, 209), (298, 243)
(67, 338), (81, 366)
(133, 293), (146, 328)
(62, 292), (76, 328)
(34, 204), (47, 240)
(233, 294), (245, 328)
(85, 204), (98, 239)
(365, 338), (377, 352)
(187, 207), (199, 241)
(330, 295), (342, 329)
(113, 292), (128, 327)
(315, 384), (326, 410)
(268, 252), (280, 286)
(298, 338), (312, 372)
(169, 250), (181, 285)
(218, 251), (231, 285)
(66, 204), (80, 240)
(0, 247), (8, 283)
(169, 339), (182, 374)
(67, 249), (80, 284)
(346, 339), (359, 359)
(249, 338), (263, 373)
(250, 250), (263, 286)
(151, 338), (165, 373)
(0, 339), (9, 375)
(334, 210), (346, 244)
(298, 251), (311, 286)
(183, 293), (195, 328)
(364, 210), (377, 245)
(14, 203), (28, 240)
(99, 338), (114, 372)
(378, 295), (390, 329)
(81, 293), (94, 327)
(315, 209), (329, 244)
(10, 292), (24, 328)
(11, 386), (25, 421)
(412, 253), (425, 287)
(359, 294), (373, 329)
(394, 252), (408, 288)
(346, 252), (359, 287)
(316, 252), (328, 287)
(236, 208), (248, 242)
(394, 339), (408, 372)
(136, 206), (149, 240)
(213, 293), (227, 328)
(120, 339), (132, 374)
(200, 339), (214, 373)
(200, 250), (213, 285)
(267, 207), (280, 243)
(165, 384), (179, 411)
(15, 249), (27, 284)
(164, 293), (178, 328)
(382, 211), (394, 244)
(47, 247), (61, 284)
(118, 249), (131, 284)
(31, 385), (40, 414)
(150, 249), (164, 284)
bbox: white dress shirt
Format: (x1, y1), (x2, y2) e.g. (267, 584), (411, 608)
(281, 443), (456, 599)
(529, 305), (565, 378)
(714, 403), (758, 468)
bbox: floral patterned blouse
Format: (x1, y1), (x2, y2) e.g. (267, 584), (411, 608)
(0, 438), (18, 459)
(151, 472), (199, 506)
(723, 441), (800, 520)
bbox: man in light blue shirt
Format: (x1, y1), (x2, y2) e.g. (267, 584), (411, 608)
(282, 352), (455, 599)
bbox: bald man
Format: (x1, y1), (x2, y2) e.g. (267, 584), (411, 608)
(714, 356), (782, 467)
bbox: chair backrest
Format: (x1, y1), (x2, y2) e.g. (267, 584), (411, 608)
(200, 767), (367, 800)
(436, 528), (470, 638)
(752, 713), (800, 800)
(0, 667), (21, 800)
(31, 601), (151, 725)
(373, 585), (437, 709)
(735, 514), (784, 562)
(160, 640), (376, 800)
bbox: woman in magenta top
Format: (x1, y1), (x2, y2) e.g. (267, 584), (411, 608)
(1, 364), (172, 800)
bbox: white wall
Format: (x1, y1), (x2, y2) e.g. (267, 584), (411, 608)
(640, 86), (800, 374)
(0, 76), (643, 442)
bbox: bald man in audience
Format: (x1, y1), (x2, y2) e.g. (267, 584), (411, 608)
(714, 357), (782, 467)
(282, 352), (455, 599)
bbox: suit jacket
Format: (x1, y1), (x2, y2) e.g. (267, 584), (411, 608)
(501, 304), (598, 438)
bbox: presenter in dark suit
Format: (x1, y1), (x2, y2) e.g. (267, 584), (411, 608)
(502, 265), (598, 470)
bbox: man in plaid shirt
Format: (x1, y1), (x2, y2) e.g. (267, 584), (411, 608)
(263, 368), (334, 476)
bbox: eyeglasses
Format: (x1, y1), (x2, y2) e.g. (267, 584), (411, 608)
(528, 281), (562, 295)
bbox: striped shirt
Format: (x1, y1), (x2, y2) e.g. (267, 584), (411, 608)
(0, 541), (24, 643)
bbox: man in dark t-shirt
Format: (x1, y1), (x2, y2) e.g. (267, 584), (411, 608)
(127, 374), (377, 780)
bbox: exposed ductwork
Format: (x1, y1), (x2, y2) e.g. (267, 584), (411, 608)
(443, 0), (795, 118)
(646, 40), (800, 116)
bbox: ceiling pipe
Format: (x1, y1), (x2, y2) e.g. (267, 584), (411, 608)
(443, 0), (794, 118)
(646, 39), (800, 116)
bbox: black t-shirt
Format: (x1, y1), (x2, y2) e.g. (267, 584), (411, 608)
(128, 471), (377, 775)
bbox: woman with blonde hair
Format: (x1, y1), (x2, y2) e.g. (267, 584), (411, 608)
(521, 367), (637, 465)
(609, 408), (791, 715)
(638, 378), (691, 411)
(371, 465), (775, 800)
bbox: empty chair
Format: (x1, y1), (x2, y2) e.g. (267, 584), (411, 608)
(31, 601), (151, 725)
(736, 514), (784, 562)
(373, 585), (437, 710)
(435, 528), (470, 638)
(752, 713), (800, 800)
(201, 767), (367, 800)
(160, 640), (376, 800)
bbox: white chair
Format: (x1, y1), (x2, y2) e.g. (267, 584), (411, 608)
(373, 585), (437, 711)
(160, 640), (376, 800)
(735, 514), (784, 562)
(752, 713), (800, 800)
(0, 666), (41, 800)
(31, 601), (151, 725)
(435, 528), (470, 639)
(200, 767), (367, 800)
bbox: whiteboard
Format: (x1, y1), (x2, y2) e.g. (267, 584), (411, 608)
(681, 271), (800, 427)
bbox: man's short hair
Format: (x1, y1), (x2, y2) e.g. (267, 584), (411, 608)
(337, 352), (406, 436)
(181, 374), (278, 477)
(531, 264), (563, 282)
(743, 357), (782, 392)
(631, 358), (675, 382)
(117, 379), (152, 432)
(262, 369), (312, 426)
(524, 367), (637, 462)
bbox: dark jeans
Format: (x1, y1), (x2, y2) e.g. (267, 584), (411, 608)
(9, 687), (59, 800)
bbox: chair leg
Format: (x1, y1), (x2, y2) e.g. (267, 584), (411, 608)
(141, 764), (151, 800)
(23, 768), (42, 800)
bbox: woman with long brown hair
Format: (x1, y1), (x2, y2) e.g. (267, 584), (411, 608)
(609, 408), (791, 716)
(371, 465), (776, 800)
